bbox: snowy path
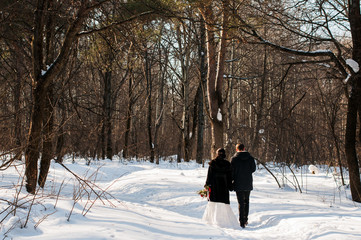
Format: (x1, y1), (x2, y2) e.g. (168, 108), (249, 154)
(1, 160), (361, 239)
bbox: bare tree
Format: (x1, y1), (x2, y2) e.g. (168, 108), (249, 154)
(232, 0), (360, 202)
(195, 16), (207, 164)
(24, 0), (154, 193)
(345, 0), (361, 202)
(198, 0), (230, 158)
(26, 0), (94, 193)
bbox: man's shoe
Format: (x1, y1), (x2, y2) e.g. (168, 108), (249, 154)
(240, 223), (245, 228)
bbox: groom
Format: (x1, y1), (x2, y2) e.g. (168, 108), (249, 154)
(231, 143), (256, 228)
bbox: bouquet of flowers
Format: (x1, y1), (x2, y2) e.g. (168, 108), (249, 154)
(197, 185), (210, 198)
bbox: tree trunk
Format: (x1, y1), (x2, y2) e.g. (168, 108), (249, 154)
(100, 68), (112, 160)
(196, 17), (206, 165)
(144, 48), (155, 163)
(39, 2), (56, 179)
(25, 83), (46, 194)
(345, 0), (361, 203)
(25, 0), (90, 193)
(199, 0), (229, 158)
(345, 84), (361, 202)
(104, 70), (113, 160)
(225, 40), (235, 155)
(55, 96), (66, 163)
(123, 105), (132, 159)
(13, 48), (23, 160)
(123, 43), (135, 159)
(177, 132), (182, 163)
(100, 119), (105, 160)
(195, 82), (205, 165)
(154, 44), (166, 165)
(333, 128), (345, 186)
(25, 0), (47, 194)
(123, 72), (133, 159)
(38, 88), (54, 188)
(251, 44), (267, 153)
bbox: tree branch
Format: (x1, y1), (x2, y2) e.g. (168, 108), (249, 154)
(76, 11), (155, 37)
(231, 13), (349, 78)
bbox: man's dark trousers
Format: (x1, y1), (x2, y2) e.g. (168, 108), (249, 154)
(236, 190), (251, 225)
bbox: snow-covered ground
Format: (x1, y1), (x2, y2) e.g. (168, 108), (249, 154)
(1, 157), (360, 240)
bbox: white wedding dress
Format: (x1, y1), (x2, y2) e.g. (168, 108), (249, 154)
(202, 201), (239, 229)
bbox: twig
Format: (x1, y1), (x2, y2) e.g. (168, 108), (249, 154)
(279, 164), (298, 191)
(67, 184), (82, 222)
(254, 158), (281, 188)
(58, 163), (104, 202)
(34, 211), (57, 229)
(0, 199), (31, 224)
(82, 175), (126, 216)
(23, 186), (42, 228)
(54, 179), (65, 209)
(287, 165), (303, 193)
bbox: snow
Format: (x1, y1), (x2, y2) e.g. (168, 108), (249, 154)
(41, 64), (53, 76)
(318, 63), (331, 68)
(308, 165), (320, 174)
(217, 108), (222, 121)
(346, 59), (359, 73)
(1, 157), (361, 240)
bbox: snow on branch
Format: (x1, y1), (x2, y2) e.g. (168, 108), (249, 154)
(346, 59), (359, 73)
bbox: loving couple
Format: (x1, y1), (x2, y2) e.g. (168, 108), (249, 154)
(202, 144), (256, 229)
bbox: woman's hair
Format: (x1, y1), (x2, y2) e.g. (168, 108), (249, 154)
(216, 148), (226, 159)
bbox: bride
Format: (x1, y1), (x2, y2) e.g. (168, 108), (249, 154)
(202, 148), (239, 229)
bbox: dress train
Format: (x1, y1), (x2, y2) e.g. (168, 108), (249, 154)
(202, 201), (239, 229)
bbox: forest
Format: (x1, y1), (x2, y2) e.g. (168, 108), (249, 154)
(0, 0), (361, 202)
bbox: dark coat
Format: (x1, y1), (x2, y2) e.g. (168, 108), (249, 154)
(231, 151), (256, 191)
(205, 157), (233, 204)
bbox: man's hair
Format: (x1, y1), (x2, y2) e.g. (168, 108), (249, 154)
(236, 143), (245, 151)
